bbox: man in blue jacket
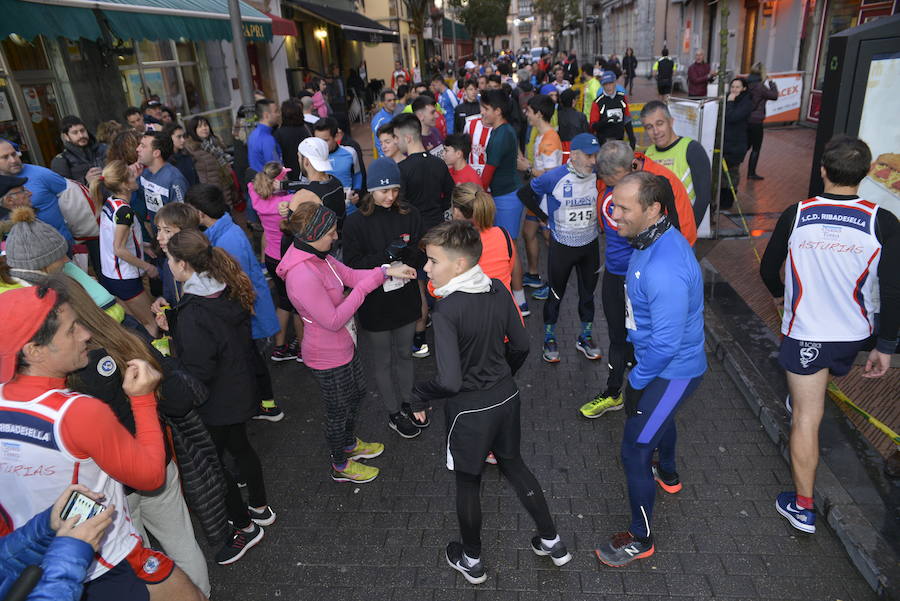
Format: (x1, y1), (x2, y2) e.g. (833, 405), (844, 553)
(370, 90), (397, 158)
(594, 171), (706, 568)
(0, 139), (74, 246)
(0, 484), (111, 601)
(185, 184), (283, 422)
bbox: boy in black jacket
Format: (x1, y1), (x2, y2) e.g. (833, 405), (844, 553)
(411, 221), (571, 584)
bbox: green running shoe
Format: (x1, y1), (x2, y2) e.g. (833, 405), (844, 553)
(579, 389), (624, 418)
(331, 459), (379, 483)
(346, 438), (384, 460)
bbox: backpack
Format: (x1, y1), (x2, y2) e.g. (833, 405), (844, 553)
(57, 179), (99, 240)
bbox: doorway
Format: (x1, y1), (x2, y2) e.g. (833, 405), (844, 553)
(741, 1), (759, 74)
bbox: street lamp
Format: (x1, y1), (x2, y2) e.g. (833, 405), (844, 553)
(314, 28), (328, 41)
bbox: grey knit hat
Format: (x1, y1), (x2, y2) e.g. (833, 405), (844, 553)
(4, 207), (69, 270)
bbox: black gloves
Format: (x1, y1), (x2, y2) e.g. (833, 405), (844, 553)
(624, 381), (645, 417)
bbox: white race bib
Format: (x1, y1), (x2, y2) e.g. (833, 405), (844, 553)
(624, 283), (637, 331)
(564, 204), (595, 226)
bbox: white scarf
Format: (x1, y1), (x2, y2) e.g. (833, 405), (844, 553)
(433, 264), (491, 298)
(183, 271), (226, 297)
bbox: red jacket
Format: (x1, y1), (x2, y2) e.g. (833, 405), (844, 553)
(596, 153), (698, 246)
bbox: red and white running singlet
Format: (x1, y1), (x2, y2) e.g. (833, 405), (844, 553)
(0, 387), (140, 579)
(783, 197), (882, 341)
(465, 116), (492, 176)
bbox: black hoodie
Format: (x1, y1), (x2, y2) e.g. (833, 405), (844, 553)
(171, 289), (259, 426)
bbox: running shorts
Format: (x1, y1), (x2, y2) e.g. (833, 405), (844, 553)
(82, 544), (174, 601)
(445, 377), (521, 475)
(100, 276), (144, 301)
(778, 336), (868, 377)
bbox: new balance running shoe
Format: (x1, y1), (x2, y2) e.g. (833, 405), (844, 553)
(412, 332), (430, 358)
(775, 491), (816, 534)
(215, 523), (264, 565)
(579, 389), (624, 418)
(594, 531), (654, 567)
(522, 273), (543, 288)
(576, 335), (602, 360)
(531, 284), (550, 300)
(652, 462), (683, 494)
(331, 460), (379, 483)
(531, 536), (573, 566)
(445, 541), (487, 584)
(542, 339), (560, 363)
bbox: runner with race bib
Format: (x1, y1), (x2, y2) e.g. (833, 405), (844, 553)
(517, 133), (603, 363)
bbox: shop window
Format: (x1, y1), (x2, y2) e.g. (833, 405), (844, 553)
(2, 37), (49, 71)
(119, 39), (230, 120)
(813, 0), (858, 89)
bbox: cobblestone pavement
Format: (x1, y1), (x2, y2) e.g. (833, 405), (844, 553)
(201, 274), (878, 601)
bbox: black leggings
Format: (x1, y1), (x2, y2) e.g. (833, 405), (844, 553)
(601, 269), (634, 392)
(747, 123), (764, 176)
(207, 422), (267, 529)
(455, 456), (557, 559)
(543, 237), (600, 326)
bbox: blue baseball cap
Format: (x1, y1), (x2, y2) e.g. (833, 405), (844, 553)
(600, 71), (617, 84)
(540, 84), (558, 96)
(570, 133), (600, 155)
(367, 157), (402, 191)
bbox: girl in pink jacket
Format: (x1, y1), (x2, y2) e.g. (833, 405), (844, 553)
(248, 162), (303, 361)
(276, 202), (415, 484)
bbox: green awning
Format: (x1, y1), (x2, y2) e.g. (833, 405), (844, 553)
(1, 0), (272, 41)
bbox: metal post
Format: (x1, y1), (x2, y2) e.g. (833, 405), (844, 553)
(451, 3), (457, 69)
(711, 0), (730, 240)
(228, 0), (255, 110)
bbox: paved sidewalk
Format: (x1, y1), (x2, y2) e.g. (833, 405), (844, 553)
(202, 275), (878, 600)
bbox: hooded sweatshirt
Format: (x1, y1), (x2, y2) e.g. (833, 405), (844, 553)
(276, 243), (385, 370)
(171, 272), (259, 426)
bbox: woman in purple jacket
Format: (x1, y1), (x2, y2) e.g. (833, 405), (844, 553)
(746, 63), (779, 180)
(276, 202), (416, 484)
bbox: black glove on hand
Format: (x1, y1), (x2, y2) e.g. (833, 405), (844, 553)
(624, 381), (645, 417)
(386, 238), (408, 262)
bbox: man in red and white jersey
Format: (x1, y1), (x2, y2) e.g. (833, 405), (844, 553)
(0, 283), (207, 601)
(760, 135), (899, 535)
(464, 113), (492, 177)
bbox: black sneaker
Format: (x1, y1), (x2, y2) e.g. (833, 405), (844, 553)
(445, 541), (487, 584)
(215, 523), (264, 565)
(401, 402), (429, 428)
(594, 531), (654, 568)
(248, 505), (276, 526)
(389, 411), (421, 438)
(651, 462), (683, 494)
(531, 536), (573, 566)
(270, 344), (297, 362)
(253, 402), (284, 422)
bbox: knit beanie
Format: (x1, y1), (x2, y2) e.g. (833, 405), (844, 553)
(4, 207), (69, 270)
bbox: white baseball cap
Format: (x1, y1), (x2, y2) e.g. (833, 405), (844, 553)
(465, 60), (476, 69)
(297, 137), (332, 172)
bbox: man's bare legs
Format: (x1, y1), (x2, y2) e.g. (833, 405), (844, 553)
(522, 220), (541, 278)
(786, 369), (829, 498)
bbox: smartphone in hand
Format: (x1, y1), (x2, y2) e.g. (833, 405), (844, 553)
(60, 491), (106, 526)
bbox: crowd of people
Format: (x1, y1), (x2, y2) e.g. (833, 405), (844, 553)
(0, 46), (895, 601)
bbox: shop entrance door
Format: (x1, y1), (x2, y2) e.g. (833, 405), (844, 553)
(19, 82), (62, 165)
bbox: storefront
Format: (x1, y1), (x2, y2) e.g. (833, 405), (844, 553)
(801, 0), (896, 121)
(281, 0), (399, 96)
(0, 0), (274, 165)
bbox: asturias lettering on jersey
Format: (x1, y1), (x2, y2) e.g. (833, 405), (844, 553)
(783, 197), (882, 342)
(0, 388), (140, 580)
(599, 188), (634, 276)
